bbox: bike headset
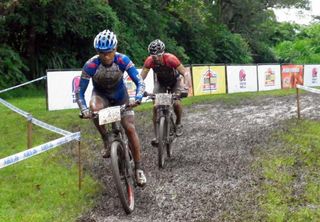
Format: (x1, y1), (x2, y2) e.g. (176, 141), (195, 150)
(93, 29), (118, 52)
(148, 39), (165, 55)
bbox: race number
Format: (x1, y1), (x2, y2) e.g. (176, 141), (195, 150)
(155, 93), (172, 106)
(98, 106), (121, 125)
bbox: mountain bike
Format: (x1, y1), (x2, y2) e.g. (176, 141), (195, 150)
(145, 90), (187, 168)
(80, 104), (137, 214)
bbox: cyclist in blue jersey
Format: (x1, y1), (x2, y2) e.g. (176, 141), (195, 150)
(76, 29), (146, 186)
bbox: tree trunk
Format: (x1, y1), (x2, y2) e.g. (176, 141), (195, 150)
(26, 25), (36, 80)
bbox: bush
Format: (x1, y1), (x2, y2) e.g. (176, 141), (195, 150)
(0, 45), (28, 89)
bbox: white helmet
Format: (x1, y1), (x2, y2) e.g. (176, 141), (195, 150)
(93, 29), (117, 52)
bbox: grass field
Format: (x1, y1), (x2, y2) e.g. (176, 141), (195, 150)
(256, 120), (320, 221)
(0, 87), (319, 221)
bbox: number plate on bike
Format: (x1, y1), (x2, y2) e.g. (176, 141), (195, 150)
(98, 106), (121, 125)
(155, 93), (172, 106)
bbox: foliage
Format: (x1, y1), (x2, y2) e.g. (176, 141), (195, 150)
(274, 24), (320, 63)
(212, 0), (310, 62)
(1, 0), (119, 79)
(0, 0), (317, 82)
(0, 45), (28, 89)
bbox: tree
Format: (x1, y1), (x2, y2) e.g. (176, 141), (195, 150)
(1, 0), (119, 79)
(211, 0), (311, 62)
(273, 24), (320, 63)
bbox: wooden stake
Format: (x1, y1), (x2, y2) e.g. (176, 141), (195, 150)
(296, 87), (301, 119)
(27, 114), (33, 149)
(78, 130), (82, 191)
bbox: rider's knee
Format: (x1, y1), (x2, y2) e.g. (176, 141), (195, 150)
(89, 96), (105, 112)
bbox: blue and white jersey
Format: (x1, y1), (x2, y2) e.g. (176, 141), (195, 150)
(77, 53), (145, 109)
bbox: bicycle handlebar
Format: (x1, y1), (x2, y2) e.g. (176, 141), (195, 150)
(79, 101), (139, 119)
(143, 91), (188, 100)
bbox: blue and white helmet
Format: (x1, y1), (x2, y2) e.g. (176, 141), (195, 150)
(93, 29), (118, 52)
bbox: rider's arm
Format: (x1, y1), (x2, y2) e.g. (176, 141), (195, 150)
(76, 71), (90, 111)
(118, 54), (145, 100)
(127, 66), (145, 100)
(176, 64), (189, 85)
(140, 66), (150, 80)
(166, 53), (188, 81)
(140, 56), (153, 80)
(76, 57), (98, 111)
(176, 64), (187, 77)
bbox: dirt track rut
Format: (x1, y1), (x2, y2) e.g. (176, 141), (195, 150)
(77, 92), (320, 222)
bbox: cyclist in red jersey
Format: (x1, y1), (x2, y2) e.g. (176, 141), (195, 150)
(140, 39), (189, 145)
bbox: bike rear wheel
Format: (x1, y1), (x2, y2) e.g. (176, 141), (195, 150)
(110, 141), (135, 214)
(158, 116), (166, 168)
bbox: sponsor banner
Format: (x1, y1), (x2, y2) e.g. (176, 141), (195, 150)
(297, 84), (320, 94)
(0, 132), (80, 169)
(185, 67), (194, 96)
(0, 76), (46, 94)
(281, 64), (303, 89)
(47, 69), (154, 111)
(303, 65), (320, 87)
(123, 69), (154, 101)
(47, 70), (93, 111)
(227, 65), (258, 93)
(192, 65), (226, 96)
(257, 65), (281, 91)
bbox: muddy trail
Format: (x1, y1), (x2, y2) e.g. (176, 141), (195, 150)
(77, 92), (320, 222)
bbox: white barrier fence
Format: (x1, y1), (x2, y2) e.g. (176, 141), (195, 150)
(0, 132), (80, 169)
(297, 84), (320, 94)
(0, 97), (72, 136)
(0, 77), (82, 180)
(296, 84), (320, 119)
(0, 76), (46, 94)
(0, 77), (83, 188)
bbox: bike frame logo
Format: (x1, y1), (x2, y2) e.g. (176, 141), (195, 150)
(72, 76), (81, 103)
(239, 69), (247, 88)
(264, 68), (275, 87)
(202, 69), (217, 92)
(312, 67), (318, 84)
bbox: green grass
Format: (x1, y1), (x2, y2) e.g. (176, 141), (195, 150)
(257, 120), (320, 222)
(0, 88), (101, 222)
(0, 87), (315, 221)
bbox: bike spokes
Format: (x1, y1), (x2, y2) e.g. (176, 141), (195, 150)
(158, 117), (166, 168)
(111, 141), (135, 214)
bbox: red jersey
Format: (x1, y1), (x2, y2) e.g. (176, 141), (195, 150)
(144, 53), (181, 86)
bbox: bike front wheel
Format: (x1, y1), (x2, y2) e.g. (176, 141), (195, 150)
(158, 116), (166, 168)
(110, 141), (135, 214)
(166, 114), (175, 158)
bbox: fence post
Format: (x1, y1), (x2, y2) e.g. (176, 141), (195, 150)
(78, 130), (82, 191)
(296, 87), (301, 119)
(27, 114), (33, 149)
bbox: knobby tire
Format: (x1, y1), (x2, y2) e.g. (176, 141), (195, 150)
(166, 114), (174, 158)
(158, 116), (166, 168)
(110, 141), (135, 214)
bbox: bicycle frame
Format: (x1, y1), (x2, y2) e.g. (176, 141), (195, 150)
(155, 103), (176, 143)
(146, 92), (179, 168)
(81, 105), (136, 213)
